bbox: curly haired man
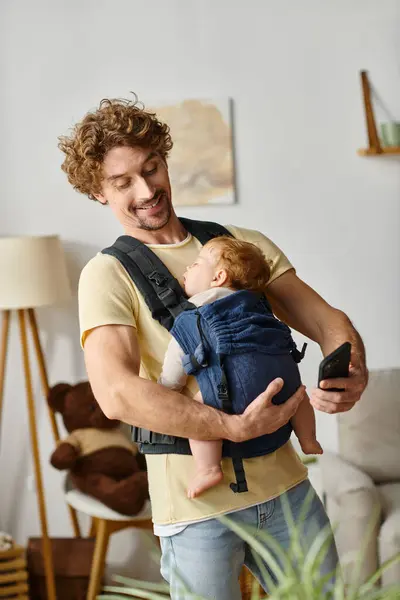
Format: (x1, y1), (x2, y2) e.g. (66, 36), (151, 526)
(59, 97), (367, 600)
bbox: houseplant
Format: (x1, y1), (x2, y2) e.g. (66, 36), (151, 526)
(98, 513), (400, 600)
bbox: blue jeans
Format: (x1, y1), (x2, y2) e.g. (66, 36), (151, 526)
(160, 479), (339, 600)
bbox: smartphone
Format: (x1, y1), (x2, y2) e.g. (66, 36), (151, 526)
(318, 342), (351, 392)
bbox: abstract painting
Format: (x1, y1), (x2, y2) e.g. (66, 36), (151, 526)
(152, 98), (235, 206)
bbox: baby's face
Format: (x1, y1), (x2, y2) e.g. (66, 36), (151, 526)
(183, 247), (220, 297)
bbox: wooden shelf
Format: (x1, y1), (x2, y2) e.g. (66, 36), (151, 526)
(358, 146), (400, 156)
(358, 71), (400, 157)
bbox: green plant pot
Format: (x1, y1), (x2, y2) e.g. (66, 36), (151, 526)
(380, 122), (400, 147)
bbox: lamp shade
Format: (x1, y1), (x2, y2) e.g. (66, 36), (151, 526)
(0, 235), (71, 310)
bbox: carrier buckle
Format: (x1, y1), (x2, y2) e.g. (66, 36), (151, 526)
(217, 383), (228, 400)
(149, 271), (168, 287)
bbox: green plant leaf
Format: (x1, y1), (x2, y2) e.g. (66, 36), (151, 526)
(251, 548), (278, 592)
(98, 595), (130, 599)
(111, 575), (170, 593)
(345, 505), (381, 598)
(101, 585), (169, 599)
(218, 515), (286, 582)
(358, 551), (400, 594)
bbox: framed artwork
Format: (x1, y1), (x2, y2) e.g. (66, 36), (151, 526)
(153, 98), (236, 206)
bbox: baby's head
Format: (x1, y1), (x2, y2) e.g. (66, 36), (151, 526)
(183, 236), (271, 297)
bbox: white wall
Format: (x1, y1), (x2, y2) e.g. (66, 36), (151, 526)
(1, 0), (399, 581)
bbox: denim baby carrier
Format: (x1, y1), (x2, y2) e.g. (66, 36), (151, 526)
(170, 291), (305, 492)
(102, 218), (306, 493)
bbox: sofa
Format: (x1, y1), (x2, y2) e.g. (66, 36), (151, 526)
(320, 368), (400, 586)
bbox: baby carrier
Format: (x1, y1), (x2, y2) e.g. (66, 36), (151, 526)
(102, 218), (306, 493)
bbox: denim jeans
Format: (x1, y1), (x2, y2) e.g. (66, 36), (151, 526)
(160, 479), (339, 600)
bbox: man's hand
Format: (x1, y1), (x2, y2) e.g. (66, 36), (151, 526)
(309, 364), (367, 414)
(228, 378), (306, 443)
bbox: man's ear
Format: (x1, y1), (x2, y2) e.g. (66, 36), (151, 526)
(93, 193), (108, 205)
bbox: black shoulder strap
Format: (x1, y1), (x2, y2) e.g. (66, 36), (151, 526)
(103, 237), (193, 331)
(179, 217), (232, 245)
(102, 218), (233, 331)
(217, 355), (248, 494)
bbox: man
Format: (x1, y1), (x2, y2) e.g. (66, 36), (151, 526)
(59, 97), (367, 599)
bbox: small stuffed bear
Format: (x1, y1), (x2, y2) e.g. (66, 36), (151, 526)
(48, 381), (149, 516)
(0, 532), (13, 552)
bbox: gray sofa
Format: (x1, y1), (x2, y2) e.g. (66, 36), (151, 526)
(320, 369), (400, 586)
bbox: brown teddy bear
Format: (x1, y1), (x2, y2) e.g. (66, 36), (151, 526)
(48, 381), (149, 516)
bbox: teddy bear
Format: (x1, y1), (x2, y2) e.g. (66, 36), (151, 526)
(48, 381), (149, 517)
(0, 532), (13, 552)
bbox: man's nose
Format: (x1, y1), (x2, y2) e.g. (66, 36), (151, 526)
(135, 177), (155, 200)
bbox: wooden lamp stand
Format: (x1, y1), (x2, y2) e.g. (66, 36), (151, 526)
(0, 234), (74, 600)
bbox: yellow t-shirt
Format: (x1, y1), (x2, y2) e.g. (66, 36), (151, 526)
(78, 225), (307, 525)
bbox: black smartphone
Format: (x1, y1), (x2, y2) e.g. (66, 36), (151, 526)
(318, 342), (351, 392)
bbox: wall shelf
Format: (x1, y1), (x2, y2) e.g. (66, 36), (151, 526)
(358, 70), (400, 157)
(358, 146), (400, 156)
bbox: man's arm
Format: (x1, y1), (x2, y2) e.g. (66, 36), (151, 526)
(267, 269), (368, 413)
(84, 323), (305, 442)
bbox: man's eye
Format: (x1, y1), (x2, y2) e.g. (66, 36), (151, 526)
(117, 181), (130, 190)
(144, 165), (158, 177)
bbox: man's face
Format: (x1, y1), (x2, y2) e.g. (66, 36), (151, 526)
(94, 146), (173, 232)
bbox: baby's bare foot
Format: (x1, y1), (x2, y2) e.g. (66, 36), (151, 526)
(187, 467), (223, 499)
(300, 438), (323, 455)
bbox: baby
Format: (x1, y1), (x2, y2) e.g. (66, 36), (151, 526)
(159, 236), (322, 499)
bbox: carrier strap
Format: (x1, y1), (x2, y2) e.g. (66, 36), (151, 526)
(179, 217), (232, 246)
(218, 355), (248, 494)
(106, 236), (194, 331)
(291, 342), (308, 364)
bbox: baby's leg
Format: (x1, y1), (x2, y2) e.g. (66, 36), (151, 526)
(187, 391), (223, 499)
(291, 393), (323, 455)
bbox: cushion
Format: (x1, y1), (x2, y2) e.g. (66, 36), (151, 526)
(377, 483), (400, 586)
(320, 451), (376, 499)
(338, 369), (400, 483)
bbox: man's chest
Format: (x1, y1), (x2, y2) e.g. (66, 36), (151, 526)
(149, 240), (203, 286)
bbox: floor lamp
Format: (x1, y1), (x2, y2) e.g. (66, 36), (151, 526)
(0, 235), (73, 600)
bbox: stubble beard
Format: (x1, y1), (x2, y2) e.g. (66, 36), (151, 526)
(135, 194), (172, 231)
